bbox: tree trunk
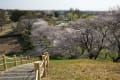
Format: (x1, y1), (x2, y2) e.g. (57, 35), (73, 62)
(88, 51), (94, 59)
(94, 49), (102, 60)
(114, 45), (120, 62)
(115, 49), (120, 62)
(81, 49), (85, 55)
(104, 53), (108, 59)
(94, 53), (99, 60)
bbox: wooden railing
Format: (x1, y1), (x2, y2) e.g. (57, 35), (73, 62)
(34, 52), (49, 80)
(0, 55), (39, 71)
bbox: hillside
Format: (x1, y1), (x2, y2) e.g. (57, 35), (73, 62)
(0, 23), (21, 55)
(43, 59), (120, 80)
(0, 9), (120, 61)
(0, 37), (21, 55)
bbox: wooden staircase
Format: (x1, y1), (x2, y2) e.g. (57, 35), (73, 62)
(0, 63), (35, 80)
(0, 52), (49, 80)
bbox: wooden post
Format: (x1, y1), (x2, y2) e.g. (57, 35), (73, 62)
(34, 62), (41, 80)
(13, 55), (17, 66)
(27, 56), (29, 63)
(46, 53), (49, 74)
(28, 56), (31, 63)
(43, 52), (49, 74)
(20, 55), (23, 64)
(32, 57), (34, 62)
(30, 56), (32, 63)
(42, 55), (47, 77)
(2, 55), (7, 70)
(31, 57), (33, 62)
(25, 56), (28, 63)
(34, 57), (36, 61)
(42, 55), (45, 61)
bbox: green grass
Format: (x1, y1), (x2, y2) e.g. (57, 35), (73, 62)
(43, 59), (120, 80)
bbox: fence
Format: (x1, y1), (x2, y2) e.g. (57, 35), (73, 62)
(34, 52), (49, 80)
(0, 55), (39, 71)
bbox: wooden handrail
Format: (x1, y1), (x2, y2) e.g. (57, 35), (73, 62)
(0, 52), (49, 80)
(2, 55), (7, 70)
(13, 55), (17, 66)
(34, 52), (49, 80)
(0, 55), (39, 71)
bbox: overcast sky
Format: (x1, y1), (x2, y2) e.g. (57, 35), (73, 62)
(0, 0), (120, 11)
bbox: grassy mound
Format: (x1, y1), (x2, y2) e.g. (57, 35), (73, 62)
(43, 59), (120, 80)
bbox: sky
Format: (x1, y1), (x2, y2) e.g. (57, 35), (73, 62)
(0, 0), (120, 11)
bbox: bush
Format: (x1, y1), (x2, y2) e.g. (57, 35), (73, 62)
(10, 10), (26, 22)
(20, 33), (34, 51)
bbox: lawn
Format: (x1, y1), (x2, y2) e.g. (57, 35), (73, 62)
(43, 59), (120, 80)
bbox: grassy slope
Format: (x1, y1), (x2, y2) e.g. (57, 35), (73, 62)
(0, 37), (21, 55)
(0, 23), (17, 36)
(0, 22), (21, 55)
(43, 59), (120, 80)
